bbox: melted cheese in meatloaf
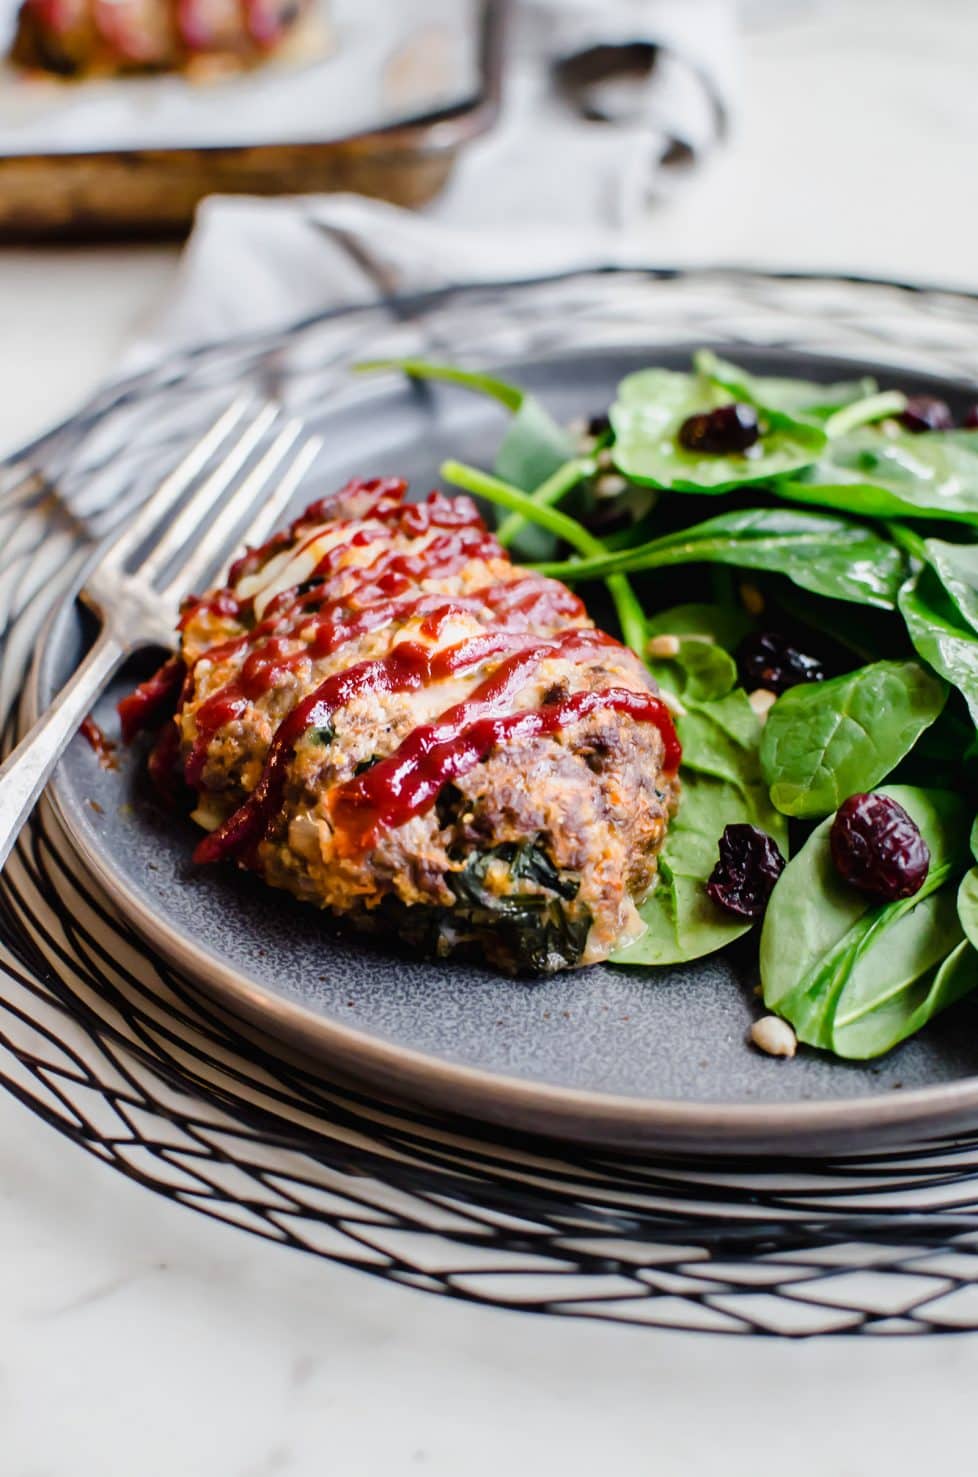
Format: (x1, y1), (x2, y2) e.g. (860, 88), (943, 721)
(124, 477), (681, 975)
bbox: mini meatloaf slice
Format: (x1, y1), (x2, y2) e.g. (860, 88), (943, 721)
(126, 476), (681, 975)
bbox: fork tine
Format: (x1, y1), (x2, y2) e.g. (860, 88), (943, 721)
(191, 432), (322, 596)
(159, 419), (308, 601)
(232, 433), (322, 553)
(104, 395), (252, 567)
(135, 402), (279, 587)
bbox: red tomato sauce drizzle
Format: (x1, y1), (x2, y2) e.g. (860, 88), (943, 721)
(193, 627), (608, 864)
(79, 716), (119, 769)
(117, 655), (186, 742)
(131, 477), (681, 867)
(331, 687), (680, 858)
(179, 486), (585, 789)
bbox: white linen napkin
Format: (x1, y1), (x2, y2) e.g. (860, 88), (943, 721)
(127, 0), (737, 371)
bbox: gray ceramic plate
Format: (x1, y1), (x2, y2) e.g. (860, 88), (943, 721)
(31, 337), (978, 1155)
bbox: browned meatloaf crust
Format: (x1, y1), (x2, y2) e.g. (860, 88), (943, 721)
(123, 477), (681, 975)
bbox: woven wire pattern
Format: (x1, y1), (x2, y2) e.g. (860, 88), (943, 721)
(4, 268), (978, 1337)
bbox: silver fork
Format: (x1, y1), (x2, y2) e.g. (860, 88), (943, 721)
(0, 398), (320, 872)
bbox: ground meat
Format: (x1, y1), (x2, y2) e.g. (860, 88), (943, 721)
(148, 477), (680, 975)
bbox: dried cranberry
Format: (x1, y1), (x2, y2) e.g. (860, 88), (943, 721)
(830, 793), (930, 902)
(963, 405), (978, 430)
(737, 631), (825, 694)
(706, 824), (786, 921)
(678, 402), (760, 455)
(899, 396), (954, 433)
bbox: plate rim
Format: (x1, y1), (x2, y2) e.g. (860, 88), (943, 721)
(25, 274), (978, 1155)
(34, 756), (978, 1154)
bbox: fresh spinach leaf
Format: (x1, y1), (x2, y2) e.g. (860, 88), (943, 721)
(695, 350), (879, 423)
(645, 604), (748, 707)
(357, 358), (576, 559)
(760, 786), (972, 1057)
(495, 394), (577, 494)
(536, 506), (909, 610)
(645, 601), (753, 652)
(898, 566), (978, 728)
(494, 399), (579, 560)
(957, 866), (978, 953)
(891, 701), (978, 789)
(829, 919), (977, 1061)
(441, 459), (647, 654)
(760, 660), (947, 818)
(918, 538), (978, 635)
(697, 352), (904, 438)
(779, 429), (978, 523)
(648, 640), (738, 705)
(613, 691), (788, 966)
(677, 685), (772, 783)
(610, 368), (826, 492)
(957, 820), (978, 951)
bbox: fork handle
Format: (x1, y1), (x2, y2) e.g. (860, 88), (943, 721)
(0, 627), (126, 873)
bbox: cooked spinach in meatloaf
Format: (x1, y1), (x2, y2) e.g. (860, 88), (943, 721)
(123, 477), (681, 975)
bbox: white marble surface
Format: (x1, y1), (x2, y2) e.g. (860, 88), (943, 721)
(2, 0), (978, 1471)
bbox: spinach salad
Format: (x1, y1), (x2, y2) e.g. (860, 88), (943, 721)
(359, 351), (978, 1063)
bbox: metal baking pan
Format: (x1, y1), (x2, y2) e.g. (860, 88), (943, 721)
(0, 0), (505, 240)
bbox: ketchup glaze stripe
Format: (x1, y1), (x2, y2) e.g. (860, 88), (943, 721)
(331, 686), (681, 856)
(183, 593), (465, 789)
(192, 628), (623, 867)
(182, 565), (583, 789)
(124, 477), (679, 869)
(176, 485), (585, 786)
(117, 655), (186, 744)
(226, 478), (429, 589)
(179, 484), (503, 693)
(122, 483), (411, 740)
